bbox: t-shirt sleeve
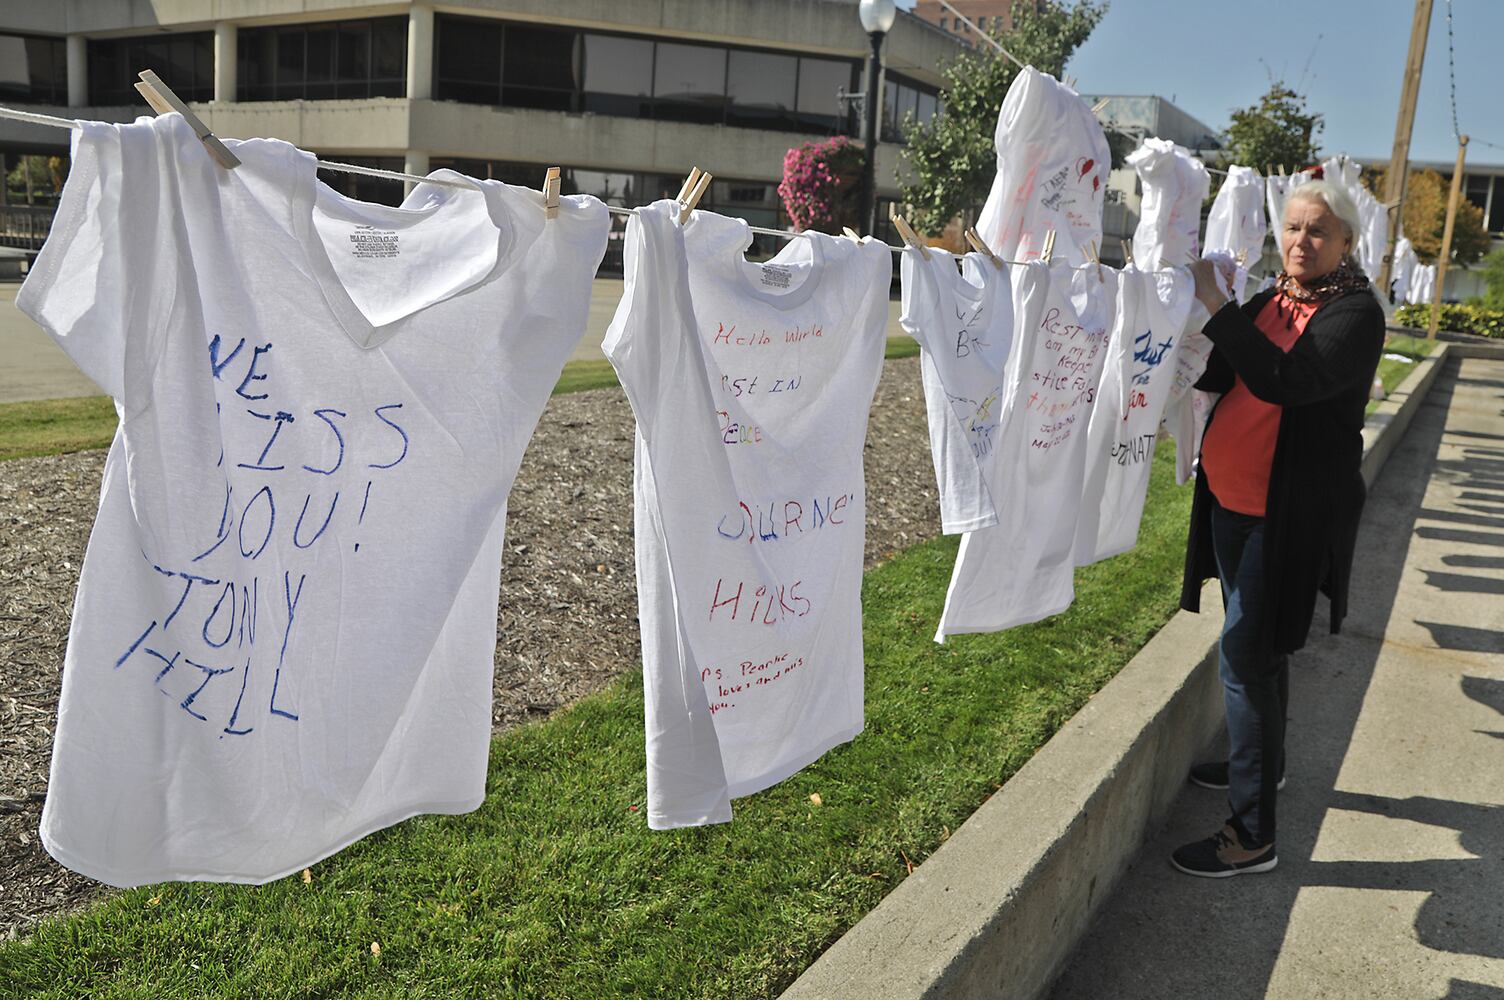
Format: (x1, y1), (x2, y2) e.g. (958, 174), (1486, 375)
(601, 200), (679, 429)
(15, 118), (175, 404)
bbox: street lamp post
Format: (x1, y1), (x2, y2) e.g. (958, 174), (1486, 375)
(857, 0), (896, 236)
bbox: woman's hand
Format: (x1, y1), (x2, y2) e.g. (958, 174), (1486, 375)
(1189, 258), (1234, 314)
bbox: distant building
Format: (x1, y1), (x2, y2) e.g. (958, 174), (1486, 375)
(1081, 94), (1224, 264)
(0, 1), (963, 268)
(911, 1), (1013, 43)
(1355, 156), (1504, 302)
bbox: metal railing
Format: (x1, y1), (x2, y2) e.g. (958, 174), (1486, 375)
(0, 205), (55, 252)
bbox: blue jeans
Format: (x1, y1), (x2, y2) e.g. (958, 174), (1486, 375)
(1211, 500), (1289, 849)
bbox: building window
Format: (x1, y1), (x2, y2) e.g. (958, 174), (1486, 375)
(793, 57), (855, 132)
(1484, 176), (1504, 235)
(435, 17), (580, 111)
(881, 73), (942, 141)
(1464, 172), (1491, 237)
(653, 42), (727, 124)
(238, 17), (406, 101)
(434, 15), (854, 137)
(503, 25), (580, 111)
(434, 15), (502, 105)
(0, 32), (68, 104)
(1464, 174), (1489, 212)
(726, 49), (798, 131)
(580, 34), (653, 117)
(89, 32), (214, 105)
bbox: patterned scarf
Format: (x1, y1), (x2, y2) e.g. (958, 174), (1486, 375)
(1275, 258), (1370, 304)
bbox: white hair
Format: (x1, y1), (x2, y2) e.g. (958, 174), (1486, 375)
(1283, 180), (1364, 267)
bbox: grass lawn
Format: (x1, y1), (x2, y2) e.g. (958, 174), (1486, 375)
(0, 395), (119, 462)
(0, 339), (924, 463)
(0, 445), (1194, 999)
(1368, 333), (1438, 416)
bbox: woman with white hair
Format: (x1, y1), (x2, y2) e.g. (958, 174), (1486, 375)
(1173, 180), (1385, 877)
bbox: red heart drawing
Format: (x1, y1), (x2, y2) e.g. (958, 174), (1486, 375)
(1079, 158), (1095, 179)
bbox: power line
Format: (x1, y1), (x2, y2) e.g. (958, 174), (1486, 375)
(1443, 0), (1504, 151)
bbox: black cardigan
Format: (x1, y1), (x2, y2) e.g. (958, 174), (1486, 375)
(1180, 287), (1386, 654)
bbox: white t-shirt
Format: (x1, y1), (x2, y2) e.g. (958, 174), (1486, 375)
(1074, 266), (1195, 565)
(1392, 237), (1418, 302)
(1127, 138), (1210, 271)
(1203, 164), (1267, 299)
(899, 247), (1015, 534)
(1357, 187), (1388, 281)
(1409, 263), (1436, 305)
(1162, 254), (1239, 486)
(17, 114), (607, 886)
(975, 66), (1110, 266)
(937, 260), (1116, 639)
(604, 202), (890, 828)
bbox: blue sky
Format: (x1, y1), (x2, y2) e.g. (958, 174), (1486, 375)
(905, 0), (1504, 167)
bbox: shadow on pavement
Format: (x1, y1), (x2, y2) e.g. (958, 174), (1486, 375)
(1416, 621), (1504, 655)
(1051, 361), (1504, 998)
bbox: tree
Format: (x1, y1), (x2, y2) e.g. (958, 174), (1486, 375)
(1371, 166), (1490, 267)
(898, 0), (1107, 235)
(4, 154), (68, 202)
(1223, 82), (1322, 175)
(1475, 248), (1504, 309)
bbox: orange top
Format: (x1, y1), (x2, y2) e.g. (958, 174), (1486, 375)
(1201, 295), (1319, 517)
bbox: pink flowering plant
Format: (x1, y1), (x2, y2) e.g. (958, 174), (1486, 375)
(778, 136), (865, 234)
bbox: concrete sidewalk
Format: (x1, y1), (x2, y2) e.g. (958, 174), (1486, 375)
(1049, 355), (1504, 1000)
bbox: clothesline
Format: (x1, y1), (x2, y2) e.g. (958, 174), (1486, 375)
(0, 102), (1212, 272)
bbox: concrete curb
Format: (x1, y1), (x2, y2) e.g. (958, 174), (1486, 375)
(781, 342), (1478, 1000)
(1361, 340), (1448, 486)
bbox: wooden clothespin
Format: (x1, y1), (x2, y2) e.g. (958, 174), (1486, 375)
(1235, 248), (1249, 267)
(679, 170), (712, 224)
(963, 227), (1002, 269)
(1085, 239), (1104, 280)
(134, 70), (240, 169)
(888, 205), (931, 260)
(675, 167), (702, 204)
(542, 166), (561, 220)
(1277, 164), (1287, 177)
(1090, 98), (1110, 115)
(1041, 229), (1057, 264)
(842, 227), (863, 243)
(1121, 239), (1134, 268)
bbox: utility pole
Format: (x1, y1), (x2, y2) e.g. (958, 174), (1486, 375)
(1379, 0), (1433, 297)
(1428, 134), (1468, 340)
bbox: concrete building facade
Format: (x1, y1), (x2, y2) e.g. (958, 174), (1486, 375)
(0, 0), (962, 267)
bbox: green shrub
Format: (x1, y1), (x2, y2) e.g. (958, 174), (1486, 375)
(1393, 302), (1504, 338)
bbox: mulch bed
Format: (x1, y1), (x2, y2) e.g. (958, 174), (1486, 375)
(0, 356), (943, 941)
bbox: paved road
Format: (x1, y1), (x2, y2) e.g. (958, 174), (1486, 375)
(0, 281), (103, 403)
(1050, 355), (1504, 1000)
(1, 278), (912, 404)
